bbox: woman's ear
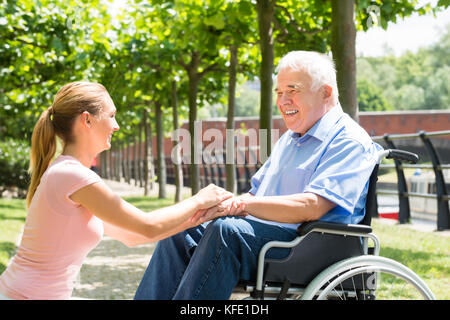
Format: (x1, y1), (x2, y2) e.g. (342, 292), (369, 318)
(82, 111), (91, 128)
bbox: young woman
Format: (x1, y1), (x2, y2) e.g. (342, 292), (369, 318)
(0, 82), (244, 300)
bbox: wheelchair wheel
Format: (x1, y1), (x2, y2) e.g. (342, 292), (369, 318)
(301, 255), (435, 300)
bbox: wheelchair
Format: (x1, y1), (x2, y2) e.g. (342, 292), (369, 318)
(232, 149), (435, 300)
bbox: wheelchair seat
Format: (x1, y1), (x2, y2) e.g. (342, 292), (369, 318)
(262, 228), (364, 288)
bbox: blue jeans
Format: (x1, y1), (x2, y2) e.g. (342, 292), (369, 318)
(134, 217), (298, 300)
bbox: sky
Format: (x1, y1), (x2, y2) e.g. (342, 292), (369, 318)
(356, 2), (450, 57)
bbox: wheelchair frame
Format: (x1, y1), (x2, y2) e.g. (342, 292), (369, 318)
(235, 149), (435, 300)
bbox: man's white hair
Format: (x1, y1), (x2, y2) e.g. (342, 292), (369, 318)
(276, 51), (339, 103)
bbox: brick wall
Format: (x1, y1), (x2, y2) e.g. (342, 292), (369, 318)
(358, 110), (450, 137)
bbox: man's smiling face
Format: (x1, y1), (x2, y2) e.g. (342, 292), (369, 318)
(275, 68), (329, 135)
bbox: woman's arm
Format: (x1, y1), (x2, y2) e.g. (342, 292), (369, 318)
(103, 221), (153, 247)
(102, 209), (213, 247)
(102, 219), (197, 247)
(70, 182), (232, 243)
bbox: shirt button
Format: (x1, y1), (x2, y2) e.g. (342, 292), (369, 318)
(297, 143), (301, 147)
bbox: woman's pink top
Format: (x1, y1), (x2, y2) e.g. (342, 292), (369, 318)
(0, 155), (103, 300)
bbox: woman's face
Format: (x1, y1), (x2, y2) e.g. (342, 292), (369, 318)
(91, 97), (120, 152)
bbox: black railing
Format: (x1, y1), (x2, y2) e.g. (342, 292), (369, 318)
(373, 130), (450, 231)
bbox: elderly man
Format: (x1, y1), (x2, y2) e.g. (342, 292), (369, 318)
(134, 50), (382, 300)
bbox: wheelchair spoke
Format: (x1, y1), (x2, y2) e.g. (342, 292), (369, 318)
(330, 283), (344, 300)
(339, 282), (346, 300)
(351, 276), (358, 301)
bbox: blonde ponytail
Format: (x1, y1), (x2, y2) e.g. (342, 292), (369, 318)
(27, 108), (57, 207)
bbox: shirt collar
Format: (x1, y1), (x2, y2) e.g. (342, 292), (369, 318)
(289, 103), (344, 142)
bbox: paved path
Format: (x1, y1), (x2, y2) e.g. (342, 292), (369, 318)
(72, 236), (155, 299)
(101, 179), (192, 198)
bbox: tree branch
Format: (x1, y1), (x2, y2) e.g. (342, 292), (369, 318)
(14, 38), (49, 49)
(198, 61), (223, 78)
(178, 56), (188, 69)
(142, 61), (162, 71)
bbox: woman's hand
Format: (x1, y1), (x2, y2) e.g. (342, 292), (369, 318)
(190, 196), (247, 224)
(192, 184), (234, 210)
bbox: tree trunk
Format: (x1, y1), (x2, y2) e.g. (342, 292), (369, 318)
(171, 80), (183, 203)
(143, 108), (151, 196)
(121, 142), (126, 182)
(226, 43), (238, 193)
(256, 0), (275, 161)
(148, 108), (155, 191)
(125, 139), (131, 184)
(187, 54), (201, 195)
(133, 132), (138, 186)
(155, 100), (167, 199)
(331, 0), (358, 121)
(115, 143), (121, 181)
(122, 143), (127, 182)
(138, 121), (143, 187)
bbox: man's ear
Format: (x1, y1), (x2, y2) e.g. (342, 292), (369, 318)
(322, 85), (333, 99)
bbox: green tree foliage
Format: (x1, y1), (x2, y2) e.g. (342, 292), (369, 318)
(0, 0), (114, 140)
(355, 0), (435, 31)
(357, 24), (450, 111)
(357, 78), (393, 111)
(0, 139), (30, 197)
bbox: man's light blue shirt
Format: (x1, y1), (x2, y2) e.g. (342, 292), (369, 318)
(247, 104), (383, 229)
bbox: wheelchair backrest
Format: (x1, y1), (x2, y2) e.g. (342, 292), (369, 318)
(359, 163), (380, 227)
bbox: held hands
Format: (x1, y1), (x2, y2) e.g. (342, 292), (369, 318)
(200, 196), (247, 222)
(190, 184), (247, 224)
(193, 184), (234, 210)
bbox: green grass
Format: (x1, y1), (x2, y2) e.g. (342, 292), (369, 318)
(0, 196), (448, 299)
(378, 168), (417, 183)
(371, 219), (450, 299)
(0, 198), (27, 273)
(122, 195), (176, 212)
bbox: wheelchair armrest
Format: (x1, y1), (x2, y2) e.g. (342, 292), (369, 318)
(296, 221), (372, 237)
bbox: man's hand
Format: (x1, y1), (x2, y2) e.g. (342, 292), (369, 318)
(215, 197), (246, 216)
(190, 196), (247, 224)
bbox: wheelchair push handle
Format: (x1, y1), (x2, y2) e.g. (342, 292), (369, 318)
(385, 149), (419, 164)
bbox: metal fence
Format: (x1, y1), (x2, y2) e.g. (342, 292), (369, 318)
(373, 130), (450, 231)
